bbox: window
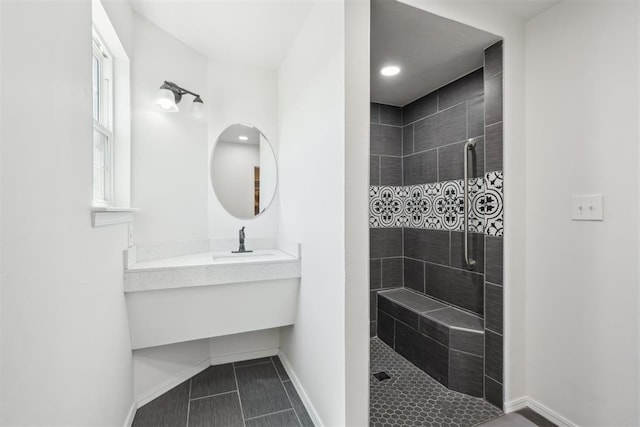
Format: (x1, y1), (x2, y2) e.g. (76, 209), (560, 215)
(92, 31), (113, 206)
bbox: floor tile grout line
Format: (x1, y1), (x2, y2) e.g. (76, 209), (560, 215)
(185, 379), (192, 427)
(244, 408), (297, 422)
(232, 364), (247, 427)
(189, 389), (237, 402)
(233, 360), (273, 369)
(276, 357), (303, 427)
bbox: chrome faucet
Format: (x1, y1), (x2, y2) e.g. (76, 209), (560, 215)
(232, 226), (253, 253)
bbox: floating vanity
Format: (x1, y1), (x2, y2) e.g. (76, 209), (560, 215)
(124, 241), (301, 350)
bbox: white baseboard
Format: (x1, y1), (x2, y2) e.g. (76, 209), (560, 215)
(505, 396), (576, 427)
(279, 352), (323, 427)
(123, 401), (136, 427)
(210, 347), (278, 366)
(135, 357), (211, 408)
(504, 396), (529, 413)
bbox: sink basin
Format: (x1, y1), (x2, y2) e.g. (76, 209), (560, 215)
(212, 251), (275, 261)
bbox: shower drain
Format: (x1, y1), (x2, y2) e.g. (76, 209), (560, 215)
(373, 371), (391, 381)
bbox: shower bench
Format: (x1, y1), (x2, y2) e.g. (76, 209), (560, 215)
(377, 288), (484, 397)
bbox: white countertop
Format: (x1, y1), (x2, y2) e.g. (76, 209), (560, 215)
(124, 248), (301, 292)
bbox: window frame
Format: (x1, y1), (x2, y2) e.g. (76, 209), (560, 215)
(92, 30), (114, 207)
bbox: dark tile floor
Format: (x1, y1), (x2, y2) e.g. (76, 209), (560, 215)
(370, 337), (503, 426)
(132, 356), (314, 427)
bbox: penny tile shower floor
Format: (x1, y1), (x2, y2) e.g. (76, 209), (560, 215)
(370, 337), (503, 427)
(132, 356), (313, 427)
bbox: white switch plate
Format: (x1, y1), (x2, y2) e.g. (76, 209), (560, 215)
(571, 194), (603, 221)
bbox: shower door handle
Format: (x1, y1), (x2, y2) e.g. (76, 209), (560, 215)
(463, 139), (476, 270)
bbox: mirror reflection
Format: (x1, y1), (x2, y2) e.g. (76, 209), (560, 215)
(210, 124), (277, 219)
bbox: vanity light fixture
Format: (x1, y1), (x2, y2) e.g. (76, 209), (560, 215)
(155, 81), (205, 119)
(238, 135), (249, 141)
(380, 65), (401, 76)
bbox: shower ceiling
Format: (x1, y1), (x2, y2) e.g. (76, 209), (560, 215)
(371, 0), (560, 106)
(371, 0), (500, 107)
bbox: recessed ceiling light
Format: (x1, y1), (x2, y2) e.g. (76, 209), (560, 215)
(380, 66), (401, 76)
(239, 136), (248, 141)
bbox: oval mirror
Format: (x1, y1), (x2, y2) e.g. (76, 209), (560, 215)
(210, 123), (278, 219)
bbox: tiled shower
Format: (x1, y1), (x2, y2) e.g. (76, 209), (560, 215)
(369, 41), (504, 409)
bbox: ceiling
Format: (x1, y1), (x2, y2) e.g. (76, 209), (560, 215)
(371, 0), (561, 106)
(130, 0), (314, 70)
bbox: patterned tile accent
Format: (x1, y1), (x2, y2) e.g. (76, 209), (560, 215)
(370, 337), (502, 426)
(370, 171), (504, 236)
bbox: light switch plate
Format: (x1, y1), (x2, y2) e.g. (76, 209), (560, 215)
(571, 194), (603, 221)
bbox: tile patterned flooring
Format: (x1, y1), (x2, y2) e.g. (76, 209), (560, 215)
(132, 356), (313, 427)
(370, 337), (503, 426)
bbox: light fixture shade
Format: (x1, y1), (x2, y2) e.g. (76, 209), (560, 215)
(155, 88), (179, 112)
(192, 97), (205, 120)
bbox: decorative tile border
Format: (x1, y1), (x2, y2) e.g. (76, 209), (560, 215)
(369, 171), (504, 236)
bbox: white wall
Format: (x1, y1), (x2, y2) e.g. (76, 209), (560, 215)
(0, 1), (134, 424)
(398, 0), (528, 403)
(525, 2), (640, 425)
(277, 3), (346, 425)
(344, 0), (370, 425)
(131, 13), (208, 245)
(207, 60), (279, 240)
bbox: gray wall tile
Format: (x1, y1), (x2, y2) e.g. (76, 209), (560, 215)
(413, 114), (438, 152)
(403, 150), (437, 185)
(404, 229), (450, 265)
(485, 236), (503, 285)
(380, 104), (402, 126)
(414, 103), (467, 152)
(370, 320), (376, 337)
(370, 228), (402, 258)
(418, 315), (449, 347)
(425, 263), (484, 315)
(403, 92), (437, 125)
(449, 329), (484, 356)
(377, 309), (394, 347)
(438, 68), (484, 110)
(468, 96), (485, 138)
(437, 103), (469, 147)
(484, 40), (503, 79)
(485, 73), (503, 126)
(449, 350), (484, 397)
(485, 122), (503, 173)
(189, 393), (244, 427)
(283, 381), (315, 427)
(378, 295), (419, 330)
(382, 257), (403, 288)
(370, 290), (377, 321)
(380, 156), (402, 186)
(370, 259), (381, 290)
(485, 283), (503, 334)
(370, 155), (380, 186)
(418, 329), (449, 387)
(438, 138), (484, 182)
(245, 410), (299, 427)
(235, 363), (292, 419)
(485, 375), (503, 410)
(450, 231), (485, 273)
(191, 364), (236, 399)
(403, 124), (414, 156)
(404, 257), (425, 294)
(371, 124), (402, 156)
(485, 330), (503, 383)
(370, 103), (380, 124)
